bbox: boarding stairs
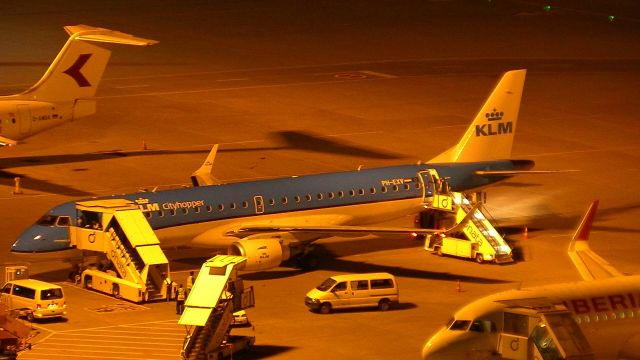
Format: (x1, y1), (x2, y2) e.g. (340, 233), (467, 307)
(180, 255), (255, 360)
(70, 199), (170, 302)
(420, 169), (513, 263)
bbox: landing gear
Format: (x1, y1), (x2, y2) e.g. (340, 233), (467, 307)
(296, 253), (319, 270)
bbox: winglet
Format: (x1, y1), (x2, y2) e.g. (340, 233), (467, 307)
(191, 145), (222, 187)
(568, 201), (624, 280)
(0, 136), (17, 147)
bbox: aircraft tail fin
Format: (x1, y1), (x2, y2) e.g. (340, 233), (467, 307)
(15, 25), (157, 103)
(429, 69), (526, 163)
(567, 200), (624, 280)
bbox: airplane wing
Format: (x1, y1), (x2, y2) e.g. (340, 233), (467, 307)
(474, 170), (579, 176)
(567, 200), (624, 280)
(226, 204), (478, 238)
(0, 136), (17, 147)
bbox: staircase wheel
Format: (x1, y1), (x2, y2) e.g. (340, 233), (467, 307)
(476, 254), (484, 264)
(112, 284), (121, 298)
(84, 276), (93, 289)
(436, 246), (442, 256)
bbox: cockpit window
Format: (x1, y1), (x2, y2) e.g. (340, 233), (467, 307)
(316, 278), (337, 292)
(449, 320), (471, 331)
(56, 216), (71, 227)
(470, 320), (496, 333)
(36, 215), (58, 226)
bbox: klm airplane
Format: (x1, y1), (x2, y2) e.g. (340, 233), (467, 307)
(12, 70), (534, 271)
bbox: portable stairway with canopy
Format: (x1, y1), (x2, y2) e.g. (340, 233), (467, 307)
(70, 199), (171, 302)
(497, 301), (594, 359)
(418, 169), (513, 263)
(180, 255), (255, 360)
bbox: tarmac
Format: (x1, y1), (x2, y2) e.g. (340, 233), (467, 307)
(1, 1), (640, 359)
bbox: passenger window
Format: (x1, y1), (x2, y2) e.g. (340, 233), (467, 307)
(369, 187), (376, 194)
(282, 196), (288, 204)
(206, 205), (213, 212)
(393, 185), (399, 191)
(415, 182), (421, 189)
(332, 282), (347, 292)
(145, 212), (152, 219)
(317, 193), (323, 200)
(381, 186), (387, 193)
(294, 196), (301, 203)
(13, 286), (35, 300)
(305, 194), (312, 201)
(194, 207), (201, 214)
(242, 201), (248, 208)
(404, 184), (410, 190)
(349, 189), (355, 197)
(218, 204), (224, 211)
(358, 188), (365, 196)
(169, 209), (176, 216)
(328, 192), (334, 199)
(1, 284), (11, 294)
(230, 202), (237, 209)
(351, 280), (369, 291)
(269, 198), (275, 206)
(337, 191), (344, 198)
(157, 210), (164, 218)
(370, 279), (393, 289)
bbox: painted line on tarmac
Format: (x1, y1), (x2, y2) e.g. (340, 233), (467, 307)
(359, 70), (397, 79)
(50, 332), (181, 341)
(33, 341), (179, 350)
(20, 352), (178, 360)
(79, 328), (183, 335)
(96, 77), (384, 99)
(115, 84), (151, 89)
(216, 78), (248, 82)
(48, 334), (183, 344)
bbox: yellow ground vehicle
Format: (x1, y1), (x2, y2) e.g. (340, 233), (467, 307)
(0, 279), (66, 322)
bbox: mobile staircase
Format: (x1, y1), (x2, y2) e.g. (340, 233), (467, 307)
(419, 169), (513, 263)
(180, 255), (255, 360)
(70, 199), (171, 302)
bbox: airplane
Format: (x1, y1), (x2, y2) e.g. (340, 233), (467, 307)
(11, 69), (536, 270)
(421, 200), (640, 360)
(0, 24), (157, 147)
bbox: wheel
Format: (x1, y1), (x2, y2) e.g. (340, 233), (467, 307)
(436, 247), (442, 256)
(26, 312), (34, 322)
(378, 299), (390, 311)
(112, 284), (121, 298)
(84, 276), (93, 289)
(297, 253), (319, 270)
(319, 302), (332, 314)
(476, 254), (484, 264)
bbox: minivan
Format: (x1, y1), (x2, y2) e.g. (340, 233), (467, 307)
(305, 273), (399, 314)
(0, 279), (67, 321)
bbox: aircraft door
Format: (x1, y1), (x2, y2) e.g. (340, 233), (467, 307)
(417, 170), (435, 202)
(253, 196), (265, 214)
(16, 105), (32, 135)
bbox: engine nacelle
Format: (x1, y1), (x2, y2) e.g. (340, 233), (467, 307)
(228, 238), (291, 271)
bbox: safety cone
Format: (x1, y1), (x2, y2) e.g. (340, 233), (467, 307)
(455, 279), (461, 293)
(12, 176), (23, 195)
(523, 227), (528, 240)
(142, 139), (148, 151)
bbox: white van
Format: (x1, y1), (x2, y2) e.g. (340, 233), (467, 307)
(305, 273), (399, 314)
(0, 279), (66, 321)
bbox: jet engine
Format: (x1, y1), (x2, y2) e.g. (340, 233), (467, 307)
(228, 239), (292, 271)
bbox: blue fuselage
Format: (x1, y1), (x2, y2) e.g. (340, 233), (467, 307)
(12, 160), (528, 253)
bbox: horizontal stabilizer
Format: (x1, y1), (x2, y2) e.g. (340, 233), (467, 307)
(474, 169), (579, 176)
(567, 200), (624, 281)
(64, 25), (158, 46)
